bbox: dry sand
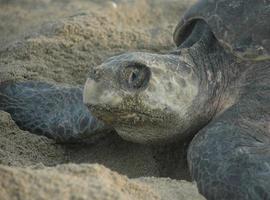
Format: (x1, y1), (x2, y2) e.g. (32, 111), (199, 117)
(0, 0), (205, 199)
(0, 163), (204, 200)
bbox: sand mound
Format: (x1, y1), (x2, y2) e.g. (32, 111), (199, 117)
(0, 111), (65, 167)
(0, 164), (205, 200)
(0, 111), (204, 200)
(0, 0), (194, 84)
(0, 164), (159, 200)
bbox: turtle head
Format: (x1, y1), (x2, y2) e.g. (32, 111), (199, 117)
(83, 20), (238, 144)
(83, 52), (200, 144)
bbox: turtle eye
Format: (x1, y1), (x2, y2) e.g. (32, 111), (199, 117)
(120, 62), (151, 91)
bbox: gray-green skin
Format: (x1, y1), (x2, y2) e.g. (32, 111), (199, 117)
(0, 81), (112, 143)
(0, 0), (270, 199)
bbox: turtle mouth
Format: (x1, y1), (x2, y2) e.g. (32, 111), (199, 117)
(86, 103), (165, 126)
(86, 103), (182, 144)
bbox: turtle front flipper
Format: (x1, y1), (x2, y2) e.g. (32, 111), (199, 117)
(188, 88), (270, 200)
(0, 81), (112, 143)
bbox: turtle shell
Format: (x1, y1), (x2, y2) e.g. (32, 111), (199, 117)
(173, 0), (270, 61)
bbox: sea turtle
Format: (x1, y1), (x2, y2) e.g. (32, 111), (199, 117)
(0, 0), (269, 199)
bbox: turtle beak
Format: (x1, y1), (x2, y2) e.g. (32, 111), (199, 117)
(83, 78), (123, 107)
(83, 78), (100, 106)
(83, 77), (124, 125)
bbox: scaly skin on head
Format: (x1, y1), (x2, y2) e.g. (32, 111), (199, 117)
(84, 52), (200, 143)
(83, 20), (240, 144)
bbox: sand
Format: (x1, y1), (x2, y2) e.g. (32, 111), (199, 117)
(0, 0), (205, 199)
(0, 163), (204, 200)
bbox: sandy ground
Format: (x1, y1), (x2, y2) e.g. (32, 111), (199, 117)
(0, 0), (205, 199)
